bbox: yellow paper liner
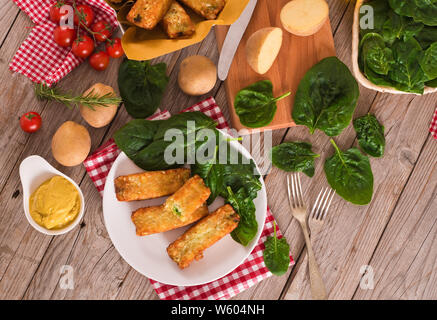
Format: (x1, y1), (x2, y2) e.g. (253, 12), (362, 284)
(105, 0), (249, 60)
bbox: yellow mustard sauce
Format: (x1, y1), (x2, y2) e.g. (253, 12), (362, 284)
(29, 176), (80, 230)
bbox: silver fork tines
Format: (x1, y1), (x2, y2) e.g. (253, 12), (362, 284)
(287, 173), (305, 209)
(310, 187), (335, 221)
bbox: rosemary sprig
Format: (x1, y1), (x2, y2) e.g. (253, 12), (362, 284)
(35, 83), (122, 110)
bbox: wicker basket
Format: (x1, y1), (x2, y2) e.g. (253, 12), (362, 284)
(351, 0), (437, 95)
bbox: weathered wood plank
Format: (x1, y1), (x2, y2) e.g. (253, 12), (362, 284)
(0, 0), (19, 47)
(353, 136), (437, 300)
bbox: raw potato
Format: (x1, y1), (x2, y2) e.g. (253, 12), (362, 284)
(178, 55), (217, 96)
(80, 83), (118, 128)
(52, 121), (91, 167)
(280, 0), (329, 36)
(246, 27), (283, 74)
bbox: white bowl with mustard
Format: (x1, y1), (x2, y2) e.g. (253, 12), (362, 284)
(19, 155), (85, 236)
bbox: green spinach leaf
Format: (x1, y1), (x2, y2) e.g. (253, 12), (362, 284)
(292, 57), (359, 137)
(227, 187), (258, 247)
(353, 114), (386, 158)
(324, 139), (374, 205)
(359, 0), (389, 37)
(234, 80), (290, 128)
(389, 0), (437, 26)
(419, 42), (437, 80)
(114, 111), (217, 170)
(361, 33), (394, 75)
(118, 59), (169, 118)
(270, 142), (320, 177)
(263, 222), (290, 276)
(382, 10), (423, 44)
(388, 38), (428, 94)
(416, 26), (437, 49)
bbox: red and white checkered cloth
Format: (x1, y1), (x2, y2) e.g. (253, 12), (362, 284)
(430, 107), (437, 140)
(9, 0), (118, 85)
(84, 97), (294, 300)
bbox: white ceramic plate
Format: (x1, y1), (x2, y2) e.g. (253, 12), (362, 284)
(103, 133), (267, 286)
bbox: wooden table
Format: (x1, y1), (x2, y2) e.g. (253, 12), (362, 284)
(1, 0), (436, 300)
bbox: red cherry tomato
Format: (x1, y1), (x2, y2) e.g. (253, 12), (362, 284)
(49, 1), (68, 23)
(74, 4), (94, 27)
(106, 38), (124, 58)
(89, 51), (109, 71)
(53, 26), (76, 47)
(72, 35), (95, 58)
(20, 112), (42, 133)
(91, 21), (112, 42)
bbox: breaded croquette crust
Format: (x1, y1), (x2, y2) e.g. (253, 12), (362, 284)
(114, 168), (191, 202)
(127, 0), (173, 29)
(162, 1), (195, 38)
(178, 0), (225, 20)
(164, 175), (211, 222)
(167, 204), (240, 269)
(132, 203), (209, 236)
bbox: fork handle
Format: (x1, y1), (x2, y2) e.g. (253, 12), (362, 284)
(299, 221), (327, 300)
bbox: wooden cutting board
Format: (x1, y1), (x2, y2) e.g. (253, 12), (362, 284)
(215, 0), (336, 132)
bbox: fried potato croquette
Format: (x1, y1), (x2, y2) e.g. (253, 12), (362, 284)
(131, 175), (211, 235)
(167, 204), (240, 269)
(162, 1), (195, 39)
(114, 168), (190, 202)
(132, 203), (209, 236)
(127, 0), (173, 30)
(163, 175), (211, 222)
(178, 0), (225, 20)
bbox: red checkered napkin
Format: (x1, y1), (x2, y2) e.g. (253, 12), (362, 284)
(83, 97), (294, 300)
(10, 0), (118, 85)
(430, 107), (437, 140)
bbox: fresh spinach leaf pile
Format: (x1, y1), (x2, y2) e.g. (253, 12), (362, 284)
(115, 113), (262, 246)
(118, 59), (169, 118)
(114, 112), (217, 170)
(263, 222), (290, 276)
(353, 114), (385, 158)
(234, 80), (291, 128)
(192, 140), (262, 246)
(359, 0), (437, 93)
(292, 57), (359, 136)
(324, 139), (374, 205)
(270, 142), (320, 177)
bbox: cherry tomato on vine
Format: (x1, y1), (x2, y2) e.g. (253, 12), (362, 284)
(91, 21), (112, 42)
(53, 26), (76, 47)
(89, 51), (109, 71)
(20, 112), (42, 133)
(74, 4), (94, 27)
(106, 38), (124, 58)
(72, 35), (95, 58)
(49, 1), (68, 23)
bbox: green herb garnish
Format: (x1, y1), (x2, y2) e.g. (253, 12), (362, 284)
(35, 83), (121, 110)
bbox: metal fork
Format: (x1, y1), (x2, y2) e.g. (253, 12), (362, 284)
(286, 174), (328, 300)
(285, 187), (335, 300)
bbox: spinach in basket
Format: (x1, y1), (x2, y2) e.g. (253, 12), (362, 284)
(270, 142), (320, 177)
(234, 80), (291, 128)
(353, 114), (385, 158)
(358, 0), (437, 93)
(292, 57), (359, 137)
(324, 139), (374, 205)
(118, 59), (169, 118)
